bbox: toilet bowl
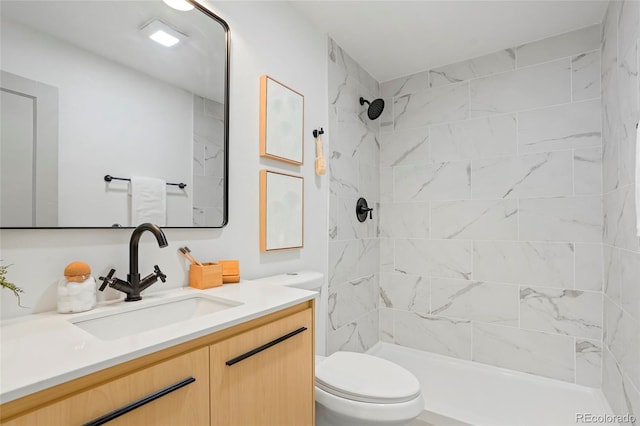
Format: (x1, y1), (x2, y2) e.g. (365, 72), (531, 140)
(251, 272), (424, 426)
(315, 352), (423, 426)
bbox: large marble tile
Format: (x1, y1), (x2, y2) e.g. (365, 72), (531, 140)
(329, 149), (359, 198)
(429, 114), (516, 163)
(620, 113), (639, 190)
(605, 296), (640, 390)
(379, 272), (430, 314)
(354, 238), (380, 278)
(604, 186), (640, 252)
(520, 287), (603, 340)
(430, 199), (517, 240)
(517, 99), (602, 153)
(472, 151), (573, 199)
(574, 146), (603, 196)
(381, 70), (430, 98)
(379, 96), (394, 133)
(380, 127), (429, 167)
(328, 274), (378, 331)
(600, 1), (619, 85)
(379, 202), (430, 239)
(337, 197), (376, 240)
(604, 245), (622, 303)
(575, 339), (603, 388)
(474, 241), (574, 288)
(394, 82), (469, 130)
(379, 238), (394, 272)
(327, 309), (379, 355)
(518, 196), (603, 243)
(572, 50), (601, 101)
(618, 248), (640, 321)
(516, 24), (601, 68)
(430, 278), (518, 326)
(328, 240), (360, 287)
(470, 59), (570, 117)
(395, 160), (471, 202)
(379, 167), (393, 203)
(394, 310), (472, 359)
(618, 0), (640, 60)
(379, 307), (394, 343)
(429, 48), (515, 87)
(396, 239), (473, 280)
(472, 323), (575, 382)
(359, 162), (380, 201)
(328, 195), (337, 240)
(575, 243), (604, 292)
(602, 347), (640, 423)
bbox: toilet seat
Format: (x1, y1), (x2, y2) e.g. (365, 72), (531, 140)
(315, 352), (421, 404)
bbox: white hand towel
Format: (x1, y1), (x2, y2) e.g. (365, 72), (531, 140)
(636, 123), (640, 236)
(130, 176), (166, 226)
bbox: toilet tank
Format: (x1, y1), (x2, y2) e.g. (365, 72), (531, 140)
(251, 271), (326, 355)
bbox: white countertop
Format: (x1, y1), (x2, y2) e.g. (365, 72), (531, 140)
(0, 281), (316, 404)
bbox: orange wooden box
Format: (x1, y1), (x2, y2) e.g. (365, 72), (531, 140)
(219, 260), (240, 284)
(189, 263), (223, 289)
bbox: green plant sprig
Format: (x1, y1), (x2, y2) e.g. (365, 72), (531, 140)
(0, 262), (27, 308)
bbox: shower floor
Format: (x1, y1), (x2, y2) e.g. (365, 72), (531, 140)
(368, 342), (618, 426)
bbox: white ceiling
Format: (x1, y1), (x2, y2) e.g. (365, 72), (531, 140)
(1, 1), (227, 101)
(290, 0), (609, 82)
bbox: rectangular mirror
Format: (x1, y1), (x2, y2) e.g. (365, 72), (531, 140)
(0, 0), (229, 228)
(259, 75), (304, 165)
(260, 170), (304, 252)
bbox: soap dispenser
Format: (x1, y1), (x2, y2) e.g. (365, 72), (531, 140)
(58, 261), (96, 313)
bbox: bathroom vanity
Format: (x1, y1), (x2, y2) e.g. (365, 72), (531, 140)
(0, 284), (315, 426)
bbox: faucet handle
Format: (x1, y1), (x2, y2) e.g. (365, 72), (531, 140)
(153, 265), (167, 283)
(98, 268), (117, 291)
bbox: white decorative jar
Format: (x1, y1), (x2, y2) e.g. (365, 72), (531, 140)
(57, 261), (96, 314)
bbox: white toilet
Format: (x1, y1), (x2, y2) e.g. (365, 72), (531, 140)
(251, 271), (424, 426)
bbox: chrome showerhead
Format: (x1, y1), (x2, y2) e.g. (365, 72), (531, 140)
(359, 97), (385, 120)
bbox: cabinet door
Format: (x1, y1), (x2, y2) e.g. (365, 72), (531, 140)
(4, 347), (209, 426)
(210, 307), (314, 426)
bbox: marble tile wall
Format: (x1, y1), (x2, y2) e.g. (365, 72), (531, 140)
(327, 39), (380, 354)
(193, 95), (224, 226)
(601, 0), (640, 421)
(379, 24), (606, 387)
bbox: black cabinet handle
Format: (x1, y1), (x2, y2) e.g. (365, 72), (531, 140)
(83, 377), (196, 426)
(226, 326), (308, 366)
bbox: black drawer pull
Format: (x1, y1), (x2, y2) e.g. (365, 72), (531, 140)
(226, 326), (308, 366)
(83, 377), (196, 426)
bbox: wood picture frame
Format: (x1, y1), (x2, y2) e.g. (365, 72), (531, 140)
(260, 170), (304, 252)
(259, 75), (304, 165)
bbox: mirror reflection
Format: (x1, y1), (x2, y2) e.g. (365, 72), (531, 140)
(0, 0), (229, 228)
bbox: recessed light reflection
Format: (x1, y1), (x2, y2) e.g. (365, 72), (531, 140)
(162, 0), (194, 11)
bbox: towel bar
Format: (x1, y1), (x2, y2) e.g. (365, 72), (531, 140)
(104, 175), (187, 189)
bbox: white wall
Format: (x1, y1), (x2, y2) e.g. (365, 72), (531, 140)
(0, 0), (330, 347)
(1, 19), (193, 227)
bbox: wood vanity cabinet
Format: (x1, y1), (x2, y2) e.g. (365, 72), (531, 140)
(0, 301), (314, 426)
(211, 306), (314, 426)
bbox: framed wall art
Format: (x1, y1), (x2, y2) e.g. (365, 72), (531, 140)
(259, 75), (304, 165)
(259, 169), (304, 251)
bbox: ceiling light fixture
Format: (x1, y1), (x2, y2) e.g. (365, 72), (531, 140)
(162, 0), (194, 12)
(140, 19), (188, 47)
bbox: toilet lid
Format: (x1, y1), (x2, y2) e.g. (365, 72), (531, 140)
(315, 352), (421, 404)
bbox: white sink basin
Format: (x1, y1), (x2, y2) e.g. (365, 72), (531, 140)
(70, 295), (242, 340)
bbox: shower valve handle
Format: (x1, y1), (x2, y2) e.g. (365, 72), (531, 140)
(356, 197), (373, 222)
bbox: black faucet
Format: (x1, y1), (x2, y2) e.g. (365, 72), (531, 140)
(99, 223), (168, 302)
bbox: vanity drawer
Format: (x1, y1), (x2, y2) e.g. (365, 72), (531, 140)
(210, 307), (314, 426)
(3, 347), (209, 426)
